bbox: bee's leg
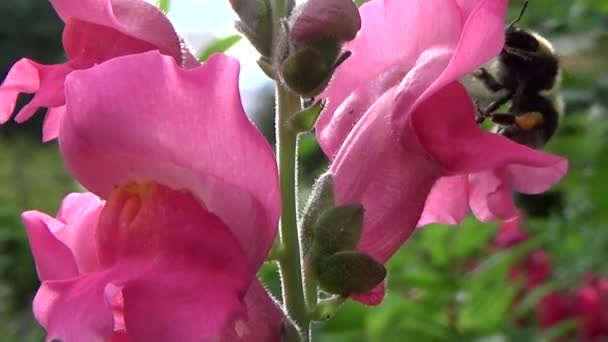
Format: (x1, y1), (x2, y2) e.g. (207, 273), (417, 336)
(475, 101), (491, 124)
(478, 90), (514, 116)
(488, 112), (517, 126)
(503, 46), (552, 62)
(472, 68), (504, 92)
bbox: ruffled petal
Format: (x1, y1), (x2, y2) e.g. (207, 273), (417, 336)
(21, 211), (79, 281)
(34, 273), (116, 342)
(0, 59), (72, 124)
(421, 0), (508, 99)
(317, 0), (463, 157)
(407, 80), (567, 222)
(60, 51), (280, 269)
(469, 170), (519, 221)
(54, 0), (184, 65)
(418, 175), (469, 227)
(54, 193), (104, 273)
(42, 106), (66, 142)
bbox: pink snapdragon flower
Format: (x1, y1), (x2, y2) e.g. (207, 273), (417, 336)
(0, 0), (197, 141)
(537, 275), (608, 341)
(23, 51), (282, 341)
(315, 0), (567, 303)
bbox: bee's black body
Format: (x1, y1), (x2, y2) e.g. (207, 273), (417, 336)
(475, 21), (562, 149)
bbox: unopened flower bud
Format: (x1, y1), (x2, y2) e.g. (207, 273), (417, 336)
(290, 0), (361, 43)
(274, 0), (361, 97)
(229, 0), (274, 56)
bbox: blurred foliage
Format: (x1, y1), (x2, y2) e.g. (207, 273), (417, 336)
(1, 0), (608, 341)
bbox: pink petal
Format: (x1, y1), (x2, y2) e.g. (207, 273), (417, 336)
(469, 170), (519, 222)
(121, 261), (247, 342)
(21, 211), (79, 281)
(0, 59), (72, 124)
(34, 273), (116, 342)
(96, 183), (252, 340)
(418, 175), (469, 227)
(350, 282), (385, 306)
(54, 0), (184, 65)
(54, 193), (104, 273)
(317, 0), (463, 157)
(494, 215), (529, 248)
(421, 0), (508, 99)
(60, 51), (280, 269)
(42, 106), (66, 142)
(329, 87), (441, 264)
(217, 281), (285, 342)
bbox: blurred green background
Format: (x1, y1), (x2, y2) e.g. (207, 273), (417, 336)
(1, 0), (607, 341)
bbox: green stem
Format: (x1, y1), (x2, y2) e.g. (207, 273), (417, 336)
(270, 1), (310, 339)
(276, 84), (309, 340)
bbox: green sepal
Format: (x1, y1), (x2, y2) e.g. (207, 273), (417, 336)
(313, 204), (364, 255)
(309, 296), (346, 321)
(197, 35), (242, 62)
(257, 56), (276, 80)
(229, 0), (273, 56)
(288, 100), (325, 132)
(300, 173), (336, 258)
(280, 45), (335, 98)
(314, 251), (386, 296)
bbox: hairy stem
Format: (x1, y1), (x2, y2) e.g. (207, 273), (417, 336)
(276, 84), (309, 340)
(271, 1), (310, 339)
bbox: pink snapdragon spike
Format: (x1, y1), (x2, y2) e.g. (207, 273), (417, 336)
(315, 0), (567, 303)
(0, 0), (197, 142)
(24, 51), (282, 341)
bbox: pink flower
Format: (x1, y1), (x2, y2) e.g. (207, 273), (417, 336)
(494, 216), (529, 248)
(0, 0), (197, 141)
(508, 250), (552, 289)
(23, 51), (282, 341)
(574, 286), (608, 340)
(315, 0), (567, 303)
(537, 291), (574, 329)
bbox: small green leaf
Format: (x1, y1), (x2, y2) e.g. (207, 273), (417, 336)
(257, 56), (275, 79)
(197, 35), (242, 62)
(315, 251), (386, 295)
(313, 204), (364, 255)
(156, 0), (170, 13)
(288, 100), (325, 132)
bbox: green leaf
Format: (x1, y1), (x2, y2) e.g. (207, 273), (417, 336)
(288, 100), (325, 132)
(197, 34), (242, 62)
(156, 0), (170, 12)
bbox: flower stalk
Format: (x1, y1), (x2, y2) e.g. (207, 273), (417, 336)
(272, 2), (309, 340)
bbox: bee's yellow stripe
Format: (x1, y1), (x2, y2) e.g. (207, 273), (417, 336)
(515, 111), (544, 130)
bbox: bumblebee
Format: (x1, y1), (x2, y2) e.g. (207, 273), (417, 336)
(474, 1), (563, 149)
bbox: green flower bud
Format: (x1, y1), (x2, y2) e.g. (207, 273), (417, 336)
(273, 0), (361, 97)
